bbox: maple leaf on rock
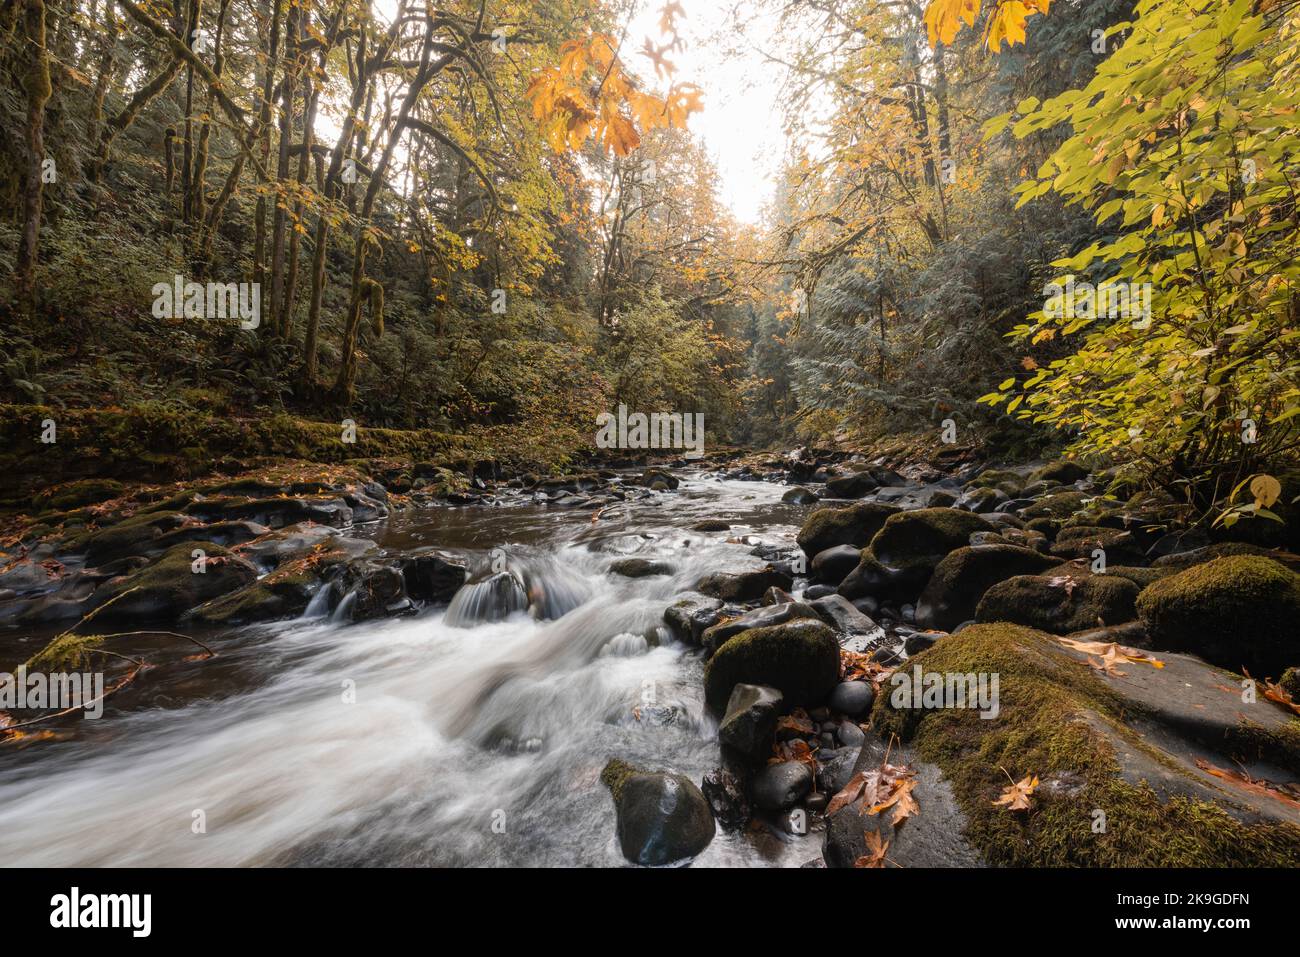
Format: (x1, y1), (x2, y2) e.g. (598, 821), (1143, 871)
(854, 829), (890, 868)
(869, 775), (920, 825)
(1056, 637), (1164, 677)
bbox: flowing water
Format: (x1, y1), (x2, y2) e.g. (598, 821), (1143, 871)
(0, 473), (822, 867)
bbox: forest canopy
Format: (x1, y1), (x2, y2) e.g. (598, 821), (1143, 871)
(1, 0), (1297, 520)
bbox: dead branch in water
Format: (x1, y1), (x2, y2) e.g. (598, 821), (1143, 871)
(3, 589), (217, 741)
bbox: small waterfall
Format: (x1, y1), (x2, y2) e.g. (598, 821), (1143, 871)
(299, 583), (334, 620)
(600, 632), (649, 657)
(444, 552), (592, 627)
(444, 570), (529, 626)
(330, 589), (358, 622)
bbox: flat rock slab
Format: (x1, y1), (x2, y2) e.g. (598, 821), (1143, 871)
(1056, 643), (1300, 826)
(822, 737), (985, 868)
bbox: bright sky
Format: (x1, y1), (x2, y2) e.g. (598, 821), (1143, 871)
(625, 0), (790, 223)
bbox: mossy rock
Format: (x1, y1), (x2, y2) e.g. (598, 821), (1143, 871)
(92, 541), (258, 622)
(1094, 565), (1172, 588)
(871, 623), (1300, 865)
(915, 544), (1059, 631)
(1049, 526), (1146, 564)
(1030, 460), (1089, 484)
(1136, 556), (1300, 677)
(71, 511), (192, 565)
(966, 468), (1024, 493)
(871, 508), (995, 569)
(838, 508), (995, 603)
(1153, 542), (1300, 574)
(186, 540), (357, 625)
(34, 478), (127, 511)
(795, 501), (899, 558)
(1019, 490), (1091, 521)
(1025, 516), (1060, 538)
(703, 619), (840, 712)
(695, 565), (793, 602)
(976, 571), (1138, 634)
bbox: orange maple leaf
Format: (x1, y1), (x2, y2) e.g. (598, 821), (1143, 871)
(994, 773), (1039, 811)
(854, 829), (890, 868)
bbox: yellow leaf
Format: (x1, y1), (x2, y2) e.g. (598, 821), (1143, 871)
(1250, 474), (1282, 509)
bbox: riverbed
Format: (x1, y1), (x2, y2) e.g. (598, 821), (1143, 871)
(0, 472), (820, 866)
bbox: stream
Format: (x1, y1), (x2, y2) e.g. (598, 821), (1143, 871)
(0, 471), (822, 867)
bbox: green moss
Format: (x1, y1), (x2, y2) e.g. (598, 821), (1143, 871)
(1031, 460), (1090, 484)
(796, 501), (898, 557)
(1136, 556), (1300, 676)
(26, 631), (108, 671)
(601, 759), (637, 802)
(871, 623), (1300, 865)
(1098, 566), (1171, 588)
(976, 572), (1138, 634)
(1021, 490), (1091, 520)
(869, 508), (992, 569)
(34, 479), (127, 510)
(968, 468), (1024, 491)
(703, 619), (839, 712)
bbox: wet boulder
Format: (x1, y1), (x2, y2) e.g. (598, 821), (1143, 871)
(975, 570), (1139, 634)
(233, 521), (344, 567)
(796, 501), (899, 559)
(398, 549), (468, 604)
(965, 467), (1026, 495)
(782, 486), (820, 505)
(1152, 541), (1300, 574)
(914, 544), (1059, 632)
(338, 560), (411, 621)
(186, 535), (366, 626)
(601, 760), (714, 866)
(186, 494), (354, 529)
(663, 594), (725, 644)
(718, 684), (784, 762)
(696, 565), (793, 602)
(609, 557), (675, 578)
(701, 601), (821, 655)
(808, 593), (884, 637)
(691, 520), (731, 532)
(824, 471), (880, 499)
(828, 680), (874, 717)
(751, 761), (813, 811)
(1136, 556), (1300, 676)
(704, 618), (840, 712)
(810, 544), (861, 586)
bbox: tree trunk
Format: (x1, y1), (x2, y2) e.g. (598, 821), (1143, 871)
(14, 0), (52, 313)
